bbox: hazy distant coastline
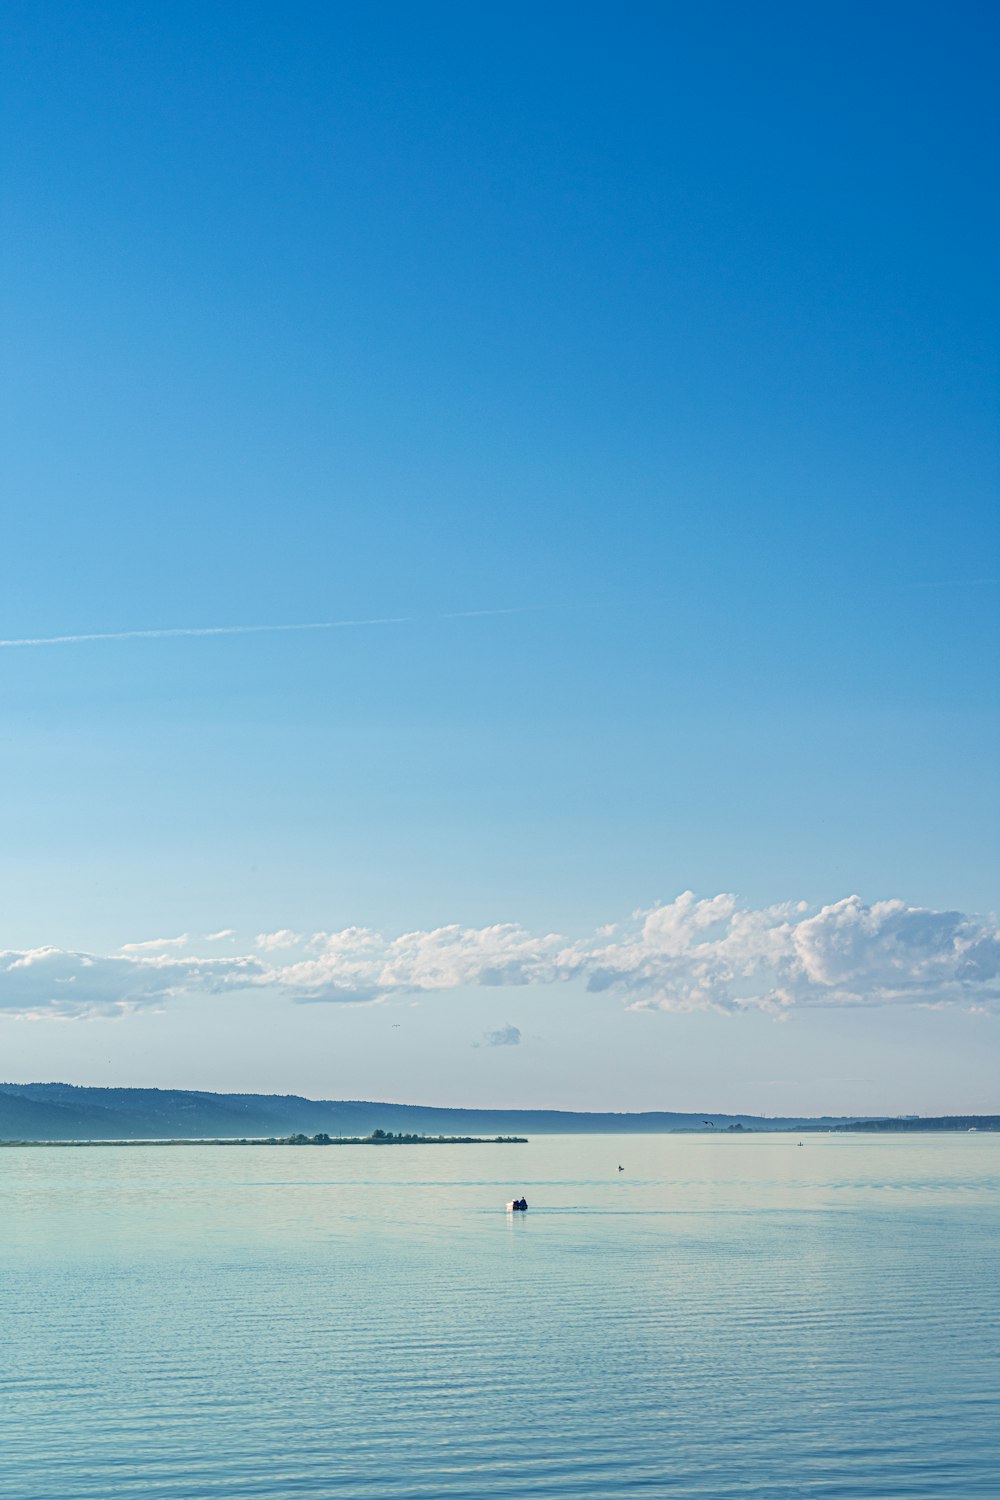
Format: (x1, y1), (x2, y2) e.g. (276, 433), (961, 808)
(0, 1083), (996, 1142)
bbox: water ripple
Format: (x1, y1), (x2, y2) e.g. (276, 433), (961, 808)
(2, 1134), (998, 1497)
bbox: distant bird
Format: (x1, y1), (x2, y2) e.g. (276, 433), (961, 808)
(618, 1165), (624, 1172)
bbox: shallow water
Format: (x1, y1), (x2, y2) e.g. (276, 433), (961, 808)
(2, 1132), (998, 1498)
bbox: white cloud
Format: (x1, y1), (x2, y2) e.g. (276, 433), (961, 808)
(0, 947), (266, 1018)
(119, 934), (189, 953)
(204, 929), (235, 942)
(279, 922), (564, 1003)
(575, 894), (1000, 1013)
(1, 893), (997, 1020)
(255, 929), (303, 952)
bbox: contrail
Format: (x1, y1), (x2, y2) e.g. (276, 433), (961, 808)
(0, 608), (528, 650)
(895, 578), (997, 591)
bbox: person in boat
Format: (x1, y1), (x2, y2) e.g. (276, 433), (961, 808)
(517, 1196), (527, 1210)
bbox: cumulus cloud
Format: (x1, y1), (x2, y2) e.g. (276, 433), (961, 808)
(280, 922), (563, 1002)
(573, 894), (1000, 1013)
(483, 1023), (522, 1047)
(1, 893), (997, 1019)
(255, 929), (303, 952)
(0, 947), (266, 1018)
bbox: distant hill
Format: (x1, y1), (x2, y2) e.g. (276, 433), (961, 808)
(0, 1084), (995, 1140)
(835, 1115), (1000, 1132)
(0, 1083), (848, 1139)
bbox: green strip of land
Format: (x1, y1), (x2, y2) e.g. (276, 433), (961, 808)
(0, 1130), (528, 1147)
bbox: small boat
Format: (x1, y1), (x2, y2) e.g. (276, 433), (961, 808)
(506, 1197), (528, 1211)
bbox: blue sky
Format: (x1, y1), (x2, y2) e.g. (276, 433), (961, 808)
(1, 1), (997, 1112)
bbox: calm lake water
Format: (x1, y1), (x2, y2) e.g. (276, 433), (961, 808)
(1, 1132), (998, 1498)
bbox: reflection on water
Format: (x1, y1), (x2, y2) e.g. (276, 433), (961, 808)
(2, 1134), (998, 1497)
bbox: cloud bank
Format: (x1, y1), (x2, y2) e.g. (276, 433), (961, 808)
(0, 893), (997, 1019)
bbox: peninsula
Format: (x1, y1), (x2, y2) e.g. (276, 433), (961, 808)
(0, 1129), (527, 1148)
